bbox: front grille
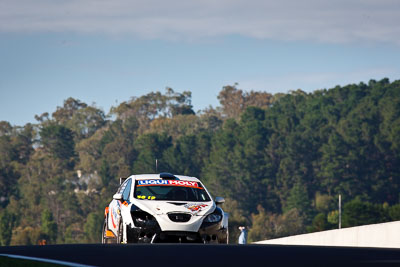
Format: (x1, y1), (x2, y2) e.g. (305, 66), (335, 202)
(168, 213), (191, 222)
(167, 202), (187, 206)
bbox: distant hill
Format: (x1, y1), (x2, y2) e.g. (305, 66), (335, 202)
(1, 79), (399, 245)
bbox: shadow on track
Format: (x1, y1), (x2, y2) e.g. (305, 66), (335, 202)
(2, 244), (400, 267)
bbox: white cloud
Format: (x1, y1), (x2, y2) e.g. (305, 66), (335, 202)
(0, 0), (399, 44)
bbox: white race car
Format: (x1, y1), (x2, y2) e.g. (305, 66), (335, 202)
(102, 173), (228, 244)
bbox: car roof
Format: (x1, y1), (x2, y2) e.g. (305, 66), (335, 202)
(128, 174), (201, 182)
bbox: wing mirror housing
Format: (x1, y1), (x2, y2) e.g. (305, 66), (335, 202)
(215, 196), (225, 206)
(113, 193), (123, 200)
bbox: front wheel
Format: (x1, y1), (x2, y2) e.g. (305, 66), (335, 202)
(117, 219), (124, 244)
(218, 229), (229, 244)
(102, 217), (117, 244)
(101, 219), (108, 244)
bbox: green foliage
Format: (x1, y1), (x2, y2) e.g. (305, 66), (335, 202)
(132, 133), (172, 173)
(0, 166), (18, 209)
(327, 210), (339, 225)
(111, 88), (194, 131)
(0, 210), (15, 246)
(307, 213), (330, 232)
(99, 159), (111, 187)
(219, 198), (249, 244)
(284, 182), (312, 218)
(388, 204), (400, 221)
(41, 209), (58, 243)
(1, 80), (400, 245)
(248, 206), (305, 242)
(315, 193), (335, 213)
(84, 211), (103, 243)
(217, 84), (273, 119)
(163, 134), (210, 177)
(342, 198), (389, 227)
(10, 226), (41, 246)
(40, 124), (75, 162)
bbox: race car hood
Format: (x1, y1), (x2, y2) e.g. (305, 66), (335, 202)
(134, 200), (215, 217)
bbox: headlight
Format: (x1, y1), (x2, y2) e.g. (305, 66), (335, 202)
(204, 213), (222, 222)
(204, 208), (223, 223)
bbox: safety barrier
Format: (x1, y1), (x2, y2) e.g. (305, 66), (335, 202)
(255, 220), (400, 248)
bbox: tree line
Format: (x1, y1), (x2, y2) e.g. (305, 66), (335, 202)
(0, 79), (399, 245)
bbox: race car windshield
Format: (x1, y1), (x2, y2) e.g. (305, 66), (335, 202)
(134, 179), (211, 202)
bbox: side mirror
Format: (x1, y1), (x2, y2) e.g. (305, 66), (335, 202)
(113, 193), (123, 200)
(215, 196), (225, 205)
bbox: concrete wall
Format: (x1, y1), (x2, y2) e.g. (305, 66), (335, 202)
(255, 221), (400, 248)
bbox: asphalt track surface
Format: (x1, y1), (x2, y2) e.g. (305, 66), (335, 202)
(2, 244), (400, 267)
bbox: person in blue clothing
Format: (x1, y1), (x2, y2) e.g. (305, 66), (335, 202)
(238, 226), (247, 244)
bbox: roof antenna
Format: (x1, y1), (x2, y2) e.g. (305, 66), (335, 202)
(155, 159), (158, 173)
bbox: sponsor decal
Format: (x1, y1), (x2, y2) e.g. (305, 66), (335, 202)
(111, 201), (121, 229)
(106, 230), (116, 238)
(111, 207), (117, 228)
(137, 195), (156, 200)
(104, 207), (109, 218)
(184, 203), (208, 214)
(137, 179), (202, 188)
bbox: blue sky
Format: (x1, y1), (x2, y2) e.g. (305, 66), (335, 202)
(1, 0), (399, 126)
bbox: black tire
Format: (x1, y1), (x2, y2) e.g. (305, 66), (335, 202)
(117, 219), (124, 244)
(101, 218), (108, 244)
(218, 229), (229, 244)
(224, 229), (229, 244)
(102, 216), (116, 244)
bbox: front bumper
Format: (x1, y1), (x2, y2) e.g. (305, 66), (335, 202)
(127, 212), (227, 243)
(198, 220), (228, 244)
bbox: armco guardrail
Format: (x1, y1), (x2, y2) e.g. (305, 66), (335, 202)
(255, 220), (400, 248)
